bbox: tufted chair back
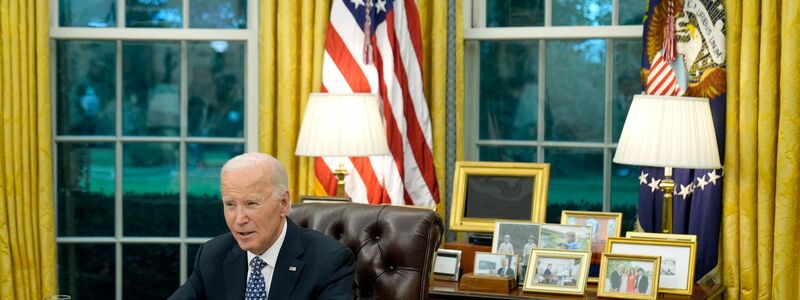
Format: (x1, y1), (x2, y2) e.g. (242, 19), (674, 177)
(288, 203), (443, 300)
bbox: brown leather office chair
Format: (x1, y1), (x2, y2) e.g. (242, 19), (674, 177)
(288, 203), (444, 300)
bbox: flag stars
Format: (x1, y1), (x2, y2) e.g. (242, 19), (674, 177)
(677, 183), (694, 200)
(375, 0), (387, 13)
(707, 169), (721, 185)
(647, 177), (662, 193)
(639, 171), (649, 185)
(696, 175), (709, 191)
(351, 0), (365, 9)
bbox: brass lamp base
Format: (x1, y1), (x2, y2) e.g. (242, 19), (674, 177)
(658, 173), (676, 234)
(333, 162), (349, 197)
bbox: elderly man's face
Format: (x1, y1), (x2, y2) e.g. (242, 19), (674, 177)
(221, 164), (289, 254)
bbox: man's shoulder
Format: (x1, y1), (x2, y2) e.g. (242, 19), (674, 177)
(199, 233), (239, 257)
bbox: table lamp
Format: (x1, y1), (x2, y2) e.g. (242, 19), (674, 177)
(295, 93), (390, 197)
(613, 94), (722, 233)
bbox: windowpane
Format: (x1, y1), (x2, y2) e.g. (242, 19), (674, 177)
(545, 40), (605, 142)
(123, 143), (179, 236)
(619, 0), (645, 25)
(479, 146), (536, 162)
(59, 0), (116, 27)
(123, 244), (180, 299)
(58, 143), (115, 236)
(611, 154), (639, 236)
(187, 143), (243, 237)
(188, 41), (246, 137)
(190, 0), (247, 28)
(552, 0), (612, 26)
(612, 39), (644, 142)
(485, 0), (544, 27)
(125, 0), (182, 28)
(477, 40), (539, 141)
(544, 148), (603, 223)
(123, 41), (182, 136)
(56, 40), (116, 136)
(58, 243), (115, 300)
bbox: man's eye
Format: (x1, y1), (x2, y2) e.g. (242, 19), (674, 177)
(246, 202), (259, 208)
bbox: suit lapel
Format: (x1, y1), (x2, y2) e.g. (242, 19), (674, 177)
(223, 244), (247, 300)
(268, 219), (305, 299)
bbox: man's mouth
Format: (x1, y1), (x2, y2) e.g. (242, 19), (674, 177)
(238, 231), (256, 237)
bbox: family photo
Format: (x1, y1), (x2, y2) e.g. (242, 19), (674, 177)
(493, 222), (541, 284)
(603, 259), (656, 295)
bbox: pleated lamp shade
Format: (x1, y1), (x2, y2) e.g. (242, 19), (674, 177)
(613, 95), (722, 169)
(295, 93), (390, 157)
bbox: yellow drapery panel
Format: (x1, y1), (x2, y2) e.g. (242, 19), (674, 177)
(0, 0), (56, 299)
(259, 0), (449, 211)
(722, 0), (800, 298)
(259, 0), (331, 202)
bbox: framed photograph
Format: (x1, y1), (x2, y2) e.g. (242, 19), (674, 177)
(597, 253), (661, 300)
(473, 252), (520, 281)
(523, 249), (590, 295)
(607, 237), (696, 295)
(625, 232), (697, 242)
(538, 224), (593, 252)
(450, 161), (550, 232)
(561, 210), (623, 281)
(492, 222), (541, 285)
(433, 249), (462, 281)
(299, 195), (351, 203)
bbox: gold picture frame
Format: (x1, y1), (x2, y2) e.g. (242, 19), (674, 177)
(625, 232), (697, 242)
(522, 249), (590, 295)
(561, 210), (623, 282)
(597, 253), (661, 300)
(606, 237), (696, 295)
(450, 161), (550, 232)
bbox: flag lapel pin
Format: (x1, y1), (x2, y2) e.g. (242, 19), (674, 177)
(289, 266), (297, 272)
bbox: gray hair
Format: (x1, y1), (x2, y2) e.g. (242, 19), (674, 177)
(221, 152), (289, 198)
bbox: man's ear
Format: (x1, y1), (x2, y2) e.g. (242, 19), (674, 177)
(279, 190), (291, 216)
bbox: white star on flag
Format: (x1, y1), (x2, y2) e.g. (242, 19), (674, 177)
(707, 169), (721, 185)
(639, 171), (649, 185)
(696, 175), (709, 191)
(677, 183), (693, 200)
(350, 0), (365, 9)
(647, 177), (662, 193)
(375, 0), (387, 13)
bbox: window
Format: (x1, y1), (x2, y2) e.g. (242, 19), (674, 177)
(463, 0), (644, 231)
(51, 1), (258, 298)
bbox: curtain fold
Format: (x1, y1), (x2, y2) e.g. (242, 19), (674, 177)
(259, 0), (449, 209)
(722, 0), (800, 299)
(0, 0), (56, 299)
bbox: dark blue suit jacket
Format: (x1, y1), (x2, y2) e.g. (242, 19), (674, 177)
(169, 218), (355, 300)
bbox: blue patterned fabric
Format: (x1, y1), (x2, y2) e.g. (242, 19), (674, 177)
(245, 257), (267, 300)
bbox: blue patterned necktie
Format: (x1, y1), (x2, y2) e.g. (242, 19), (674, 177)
(245, 257), (267, 300)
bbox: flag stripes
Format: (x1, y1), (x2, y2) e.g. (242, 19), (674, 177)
(316, 0), (439, 206)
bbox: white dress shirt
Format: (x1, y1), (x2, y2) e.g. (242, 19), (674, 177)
(246, 219), (288, 297)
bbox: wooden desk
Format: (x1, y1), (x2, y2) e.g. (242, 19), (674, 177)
(429, 280), (723, 300)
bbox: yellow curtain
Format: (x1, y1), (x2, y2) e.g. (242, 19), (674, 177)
(722, 0), (800, 299)
(0, 0), (57, 299)
(259, 0), (449, 211)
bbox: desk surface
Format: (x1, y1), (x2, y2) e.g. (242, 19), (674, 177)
(429, 280), (723, 300)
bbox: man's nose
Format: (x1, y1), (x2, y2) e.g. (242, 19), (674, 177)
(233, 207), (249, 224)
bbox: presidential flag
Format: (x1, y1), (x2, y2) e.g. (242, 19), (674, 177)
(640, 0), (727, 279)
(316, 0), (440, 206)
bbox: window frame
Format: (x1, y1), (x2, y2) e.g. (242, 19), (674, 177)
(49, 1), (259, 298)
(462, 0), (643, 212)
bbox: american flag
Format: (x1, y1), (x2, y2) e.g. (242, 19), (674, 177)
(315, 0), (440, 206)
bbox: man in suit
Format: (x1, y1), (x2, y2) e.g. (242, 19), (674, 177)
(636, 268), (649, 294)
(609, 266), (622, 292)
(169, 153), (355, 300)
(496, 256), (515, 278)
